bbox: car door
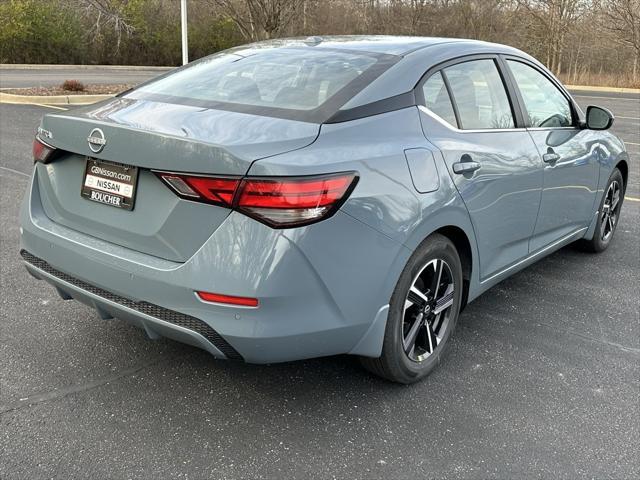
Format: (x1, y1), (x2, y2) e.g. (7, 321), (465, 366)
(504, 58), (600, 252)
(417, 57), (544, 280)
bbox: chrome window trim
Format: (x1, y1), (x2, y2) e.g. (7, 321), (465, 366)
(414, 53), (526, 131)
(418, 105), (528, 133)
(526, 126), (580, 132)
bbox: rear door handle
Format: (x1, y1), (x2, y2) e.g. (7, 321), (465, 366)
(543, 152), (560, 163)
(452, 161), (481, 174)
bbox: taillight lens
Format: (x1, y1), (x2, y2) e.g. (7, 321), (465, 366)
(33, 137), (56, 163)
(237, 173), (357, 227)
(155, 173), (240, 207)
(155, 171), (357, 228)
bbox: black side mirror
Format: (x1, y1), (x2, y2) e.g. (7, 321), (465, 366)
(586, 105), (614, 130)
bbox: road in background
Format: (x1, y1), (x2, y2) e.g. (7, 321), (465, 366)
(2, 64), (637, 192)
(0, 86), (638, 478)
(0, 66), (172, 88)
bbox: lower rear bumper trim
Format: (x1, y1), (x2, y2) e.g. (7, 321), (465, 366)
(20, 249), (244, 361)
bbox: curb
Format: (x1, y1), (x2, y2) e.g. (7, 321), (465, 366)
(0, 63), (173, 71)
(566, 85), (640, 94)
(0, 92), (114, 105)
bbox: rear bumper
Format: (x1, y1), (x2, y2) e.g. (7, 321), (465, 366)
(20, 167), (409, 363)
(21, 250), (239, 359)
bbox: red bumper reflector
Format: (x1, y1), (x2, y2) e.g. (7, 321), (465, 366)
(196, 291), (259, 307)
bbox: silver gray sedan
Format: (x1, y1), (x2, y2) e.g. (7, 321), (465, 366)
(21, 36), (629, 383)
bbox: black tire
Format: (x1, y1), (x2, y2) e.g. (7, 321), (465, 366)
(360, 233), (463, 384)
(577, 168), (625, 253)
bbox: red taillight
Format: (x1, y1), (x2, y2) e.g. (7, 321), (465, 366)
(155, 173), (240, 207)
(33, 137), (56, 163)
(186, 176), (239, 205)
(237, 173), (357, 227)
(156, 171), (357, 228)
(196, 291), (259, 308)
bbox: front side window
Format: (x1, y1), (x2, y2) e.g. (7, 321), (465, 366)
(422, 71), (457, 127)
(507, 60), (573, 128)
(443, 59), (515, 130)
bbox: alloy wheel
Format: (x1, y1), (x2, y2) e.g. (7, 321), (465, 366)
(601, 180), (621, 242)
(402, 258), (455, 362)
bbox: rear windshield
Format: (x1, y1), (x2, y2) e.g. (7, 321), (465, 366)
(126, 48), (397, 123)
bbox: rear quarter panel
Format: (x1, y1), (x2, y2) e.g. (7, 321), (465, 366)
(249, 107), (481, 303)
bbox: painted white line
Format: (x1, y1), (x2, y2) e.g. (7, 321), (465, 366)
(32, 103), (67, 110)
(0, 166), (30, 178)
(567, 85), (640, 94)
(573, 94), (640, 100)
(617, 116), (640, 120)
(625, 142), (640, 146)
(625, 197), (640, 202)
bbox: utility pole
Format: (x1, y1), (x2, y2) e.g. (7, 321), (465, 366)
(181, 0), (188, 65)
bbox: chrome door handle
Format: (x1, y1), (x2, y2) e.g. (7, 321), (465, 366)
(543, 152), (560, 163)
(452, 161), (481, 174)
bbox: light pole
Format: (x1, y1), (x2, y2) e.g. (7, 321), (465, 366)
(181, 0), (188, 65)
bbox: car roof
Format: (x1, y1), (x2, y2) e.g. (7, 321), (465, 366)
(230, 35), (470, 56)
(321, 37), (537, 113)
(224, 35), (540, 122)
(229, 35), (521, 57)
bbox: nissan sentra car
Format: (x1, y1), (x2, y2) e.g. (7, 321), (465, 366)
(20, 36), (628, 383)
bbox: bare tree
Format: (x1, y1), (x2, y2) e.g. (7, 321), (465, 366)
(4, 0), (638, 86)
(210, 0), (306, 40)
(517, 0), (589, 74)
(75, 0), (135, 52)
(600, 0), (640, 79)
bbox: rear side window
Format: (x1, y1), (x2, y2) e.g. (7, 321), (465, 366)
(422, 72), (457, 127)
(507, 60), (573, 128)
(127, 48), (394, 122)
(443, 59), (515, 130)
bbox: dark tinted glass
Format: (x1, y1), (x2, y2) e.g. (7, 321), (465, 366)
(422, 72), (457, 127)
(443, 59), (514, 130)
(134, 49), (378, 112)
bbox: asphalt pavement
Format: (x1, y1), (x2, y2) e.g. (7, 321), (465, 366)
(0, 89), (638, 478)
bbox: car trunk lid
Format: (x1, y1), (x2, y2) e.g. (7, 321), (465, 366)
(35, 97), (320, 262)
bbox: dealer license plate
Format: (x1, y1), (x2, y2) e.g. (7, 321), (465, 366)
(81, 158), (139, 210)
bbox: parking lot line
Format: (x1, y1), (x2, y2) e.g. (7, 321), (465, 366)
(0, 166), (29, 178)
(32, 103), (67, 110)
(573, 94), (640, 100)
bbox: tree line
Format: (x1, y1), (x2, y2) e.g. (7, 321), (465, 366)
(1, 0), (638, 87)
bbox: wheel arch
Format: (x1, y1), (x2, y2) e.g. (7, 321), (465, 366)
(615, 158), (629, 191)
(403, 196), (482, 305)
(432, 225), (472, 310)
(349, 208), (480, 359)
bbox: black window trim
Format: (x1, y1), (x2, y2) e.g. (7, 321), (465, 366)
(414, 53), (526, 130)
(499, 55), (581, 129)
(326, 51), (582, 127)
(326, 91), (416, 123)
(123, 47), (401, 125)
(437, 70), (462, 128)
